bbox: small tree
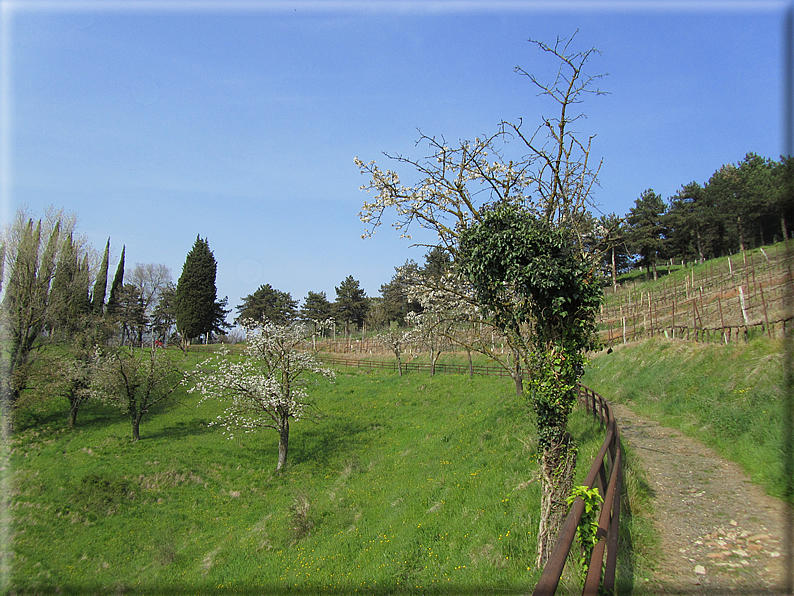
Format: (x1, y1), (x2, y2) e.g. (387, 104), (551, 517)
(46, 325), (105, 429)
(90, 346), (183, 442)
(405, 310), (453, 377)
(374, 327), (415, 376)
(189, 320), (335, 472)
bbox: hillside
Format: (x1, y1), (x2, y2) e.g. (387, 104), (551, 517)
(583, 336), (787, 502)
(598, 242), (792, 345)
(4, 366), (608, 595)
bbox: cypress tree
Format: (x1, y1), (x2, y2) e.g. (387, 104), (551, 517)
(92, 239), (110, 315)
(49, 233), (78, 335)
(106, 245), (125, 315)
(174, 235), (218, 346)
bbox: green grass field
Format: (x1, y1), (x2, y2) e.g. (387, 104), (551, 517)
(4, 360), (612, 595)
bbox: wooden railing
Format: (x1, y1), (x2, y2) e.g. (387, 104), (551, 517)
(316, 355), (514, 377)
(532, 385), (622, 596)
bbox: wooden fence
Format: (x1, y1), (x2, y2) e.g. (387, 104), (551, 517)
(532, 385), (622, 596)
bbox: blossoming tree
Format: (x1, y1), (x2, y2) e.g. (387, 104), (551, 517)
(189, 319), (335, 472)
(373, 326), (416, 376)
(355, 33), (606, 567)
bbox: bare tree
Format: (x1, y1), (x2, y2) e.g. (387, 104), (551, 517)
(504, 33), (607, 242)
(129, 263), (172, 315)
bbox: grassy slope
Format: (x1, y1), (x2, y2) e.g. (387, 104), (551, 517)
(583, 336), (786, 501)
(6, 364), (607, 595)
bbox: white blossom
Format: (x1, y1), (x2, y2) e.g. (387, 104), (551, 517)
(188, 320), (335, 440)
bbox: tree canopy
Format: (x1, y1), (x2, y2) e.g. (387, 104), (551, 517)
(236, 284), (298, 325)
(174, 235), (219, 344)
(300, 291), (333, 329)
(333, 276), (369, 331)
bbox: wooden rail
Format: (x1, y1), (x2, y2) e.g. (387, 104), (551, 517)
(317, 355), (516, 377)
(321, 355), (622, 594)
(532, 385), (622, 596)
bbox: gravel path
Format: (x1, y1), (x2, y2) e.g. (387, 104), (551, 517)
(611, 402), (792, 595)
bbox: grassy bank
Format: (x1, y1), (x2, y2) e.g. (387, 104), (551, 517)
(583, 336), (787, 502)
(5, 363), (609, 595)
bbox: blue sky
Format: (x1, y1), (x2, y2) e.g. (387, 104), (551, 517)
(2, 0), (789, 321)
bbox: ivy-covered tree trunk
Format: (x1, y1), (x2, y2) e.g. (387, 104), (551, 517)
(529, 353), (580, 568)
(459, 204), (602, 574)
(537, 434), (577, 566)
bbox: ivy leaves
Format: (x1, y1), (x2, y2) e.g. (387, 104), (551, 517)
(458, 201), (601, 350)
(458, 202), (602, 449)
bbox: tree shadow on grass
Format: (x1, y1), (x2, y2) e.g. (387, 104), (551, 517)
(13, 399), (120, 434)
(141, 418), (216, 442)
(290, 418), (372, 468)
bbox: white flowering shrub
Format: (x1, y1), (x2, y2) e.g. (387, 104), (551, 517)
(188, 319), (335, 471)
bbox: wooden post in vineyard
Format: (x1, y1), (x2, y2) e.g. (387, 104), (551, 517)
(718, 294), (727, 343)
(672, 299), (676, 339)
(760, 284), (771, 338)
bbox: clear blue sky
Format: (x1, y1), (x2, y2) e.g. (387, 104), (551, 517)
(2, 0), (789, 321)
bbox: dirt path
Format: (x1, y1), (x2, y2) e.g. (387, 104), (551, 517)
(611, 402), (791, 595)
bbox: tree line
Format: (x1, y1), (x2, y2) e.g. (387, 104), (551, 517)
(0, 209), (233, 428)
(235, 247), (451, 339)
(596, 152), (793, 283)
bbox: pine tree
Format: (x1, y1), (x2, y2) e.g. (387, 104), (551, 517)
(174, 235), (218, 347)
(235, 284), (298, 324)
(626, 190), (667, 280)
(91, 239), (110, 315)
(333, 275), (369, 333)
